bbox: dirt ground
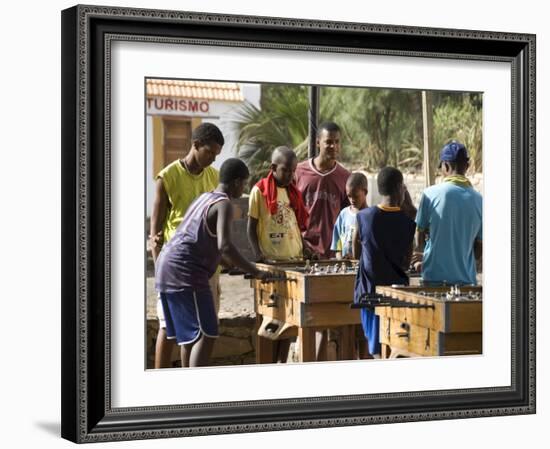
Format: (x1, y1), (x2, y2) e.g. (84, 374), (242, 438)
(146, 273), (254, 320)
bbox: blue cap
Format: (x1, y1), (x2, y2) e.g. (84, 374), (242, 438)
(440, 141), (468, 163)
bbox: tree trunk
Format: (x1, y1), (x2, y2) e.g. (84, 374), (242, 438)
(422, 91), (435, 187)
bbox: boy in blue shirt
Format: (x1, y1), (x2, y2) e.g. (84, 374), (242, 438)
(352, 167), (416, 357)
(414, 141), (482, 285)
(331, 172), (369, 259)
(330, 172), (370, 358)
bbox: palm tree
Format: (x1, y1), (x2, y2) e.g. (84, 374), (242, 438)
(230, 85), (310, 185)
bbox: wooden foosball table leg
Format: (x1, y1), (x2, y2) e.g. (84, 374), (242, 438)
(298, 327), (316, 363)
(255, 314), (277, 364)
(389, 348), (407, 359)
(338, 325), (355, 360)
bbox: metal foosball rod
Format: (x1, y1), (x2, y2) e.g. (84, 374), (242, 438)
(350, 293), (435, 310)
(222, 268), (288, 283)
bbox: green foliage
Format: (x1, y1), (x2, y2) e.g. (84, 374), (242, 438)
(320, 87), (423, 170)
(231, 84), (483, 182)
(433, 93), (483, 173)
(230, 84), (309, 185)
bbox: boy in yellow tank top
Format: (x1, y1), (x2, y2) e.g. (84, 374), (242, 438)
(149, 123), (223, 368)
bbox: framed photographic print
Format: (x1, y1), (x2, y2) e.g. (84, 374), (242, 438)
(61, 4), (536, 443)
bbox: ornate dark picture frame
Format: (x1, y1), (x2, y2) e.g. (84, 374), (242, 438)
(61, 4), (536, 443)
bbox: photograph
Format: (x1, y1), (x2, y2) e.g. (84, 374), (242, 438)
(144, 78), (484, 369)
(58, 3), (536, 443)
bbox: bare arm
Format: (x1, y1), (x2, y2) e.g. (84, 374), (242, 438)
(219, 253), (233, 269)
(247, 216), (264, 262)
(216, 200), (262, 276)
(404, 242), (414, 270)
(352, 226), (361, 260)
(149, 178), (169, 262)
(302, 236), (318, 260)
(401, 187), (417, 221)
(416, 229), (428, 254)
(474, 239), (482, 261)
(410, 228), (428, 269)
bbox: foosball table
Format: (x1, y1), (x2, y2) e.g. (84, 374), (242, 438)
(250, 260), (360, 363)
(364, 285), (483, 358)
(248, 260), (481, 362)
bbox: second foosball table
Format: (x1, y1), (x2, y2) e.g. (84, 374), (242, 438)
(369, 285), (483, 358)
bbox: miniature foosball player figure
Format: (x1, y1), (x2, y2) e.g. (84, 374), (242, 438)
(155, 159), (268, 367)
(413, 141), (482, 285)
(247, 146), (310, 362)
(352, 167), (416, 358)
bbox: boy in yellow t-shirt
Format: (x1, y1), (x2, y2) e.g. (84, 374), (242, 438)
(149, 123), (223, 368)
(247, 146), (310, 362)
(154, 158), (219, 245)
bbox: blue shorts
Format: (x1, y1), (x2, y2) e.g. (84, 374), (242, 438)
(159, 289), (219, 345)
(361, 309), (381, 355)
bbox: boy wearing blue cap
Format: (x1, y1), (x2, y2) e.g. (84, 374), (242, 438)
(414, 141), (483, 285)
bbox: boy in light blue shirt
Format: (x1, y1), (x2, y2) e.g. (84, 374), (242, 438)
(415, 141), (482, 285)
(331, 172), (369, 259)
(331, 172), (369, 358)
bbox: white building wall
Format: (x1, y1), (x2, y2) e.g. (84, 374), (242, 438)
(145, 83), (261, 217)
(146, 116), (155, 219)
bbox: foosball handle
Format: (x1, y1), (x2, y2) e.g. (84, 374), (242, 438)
(243, 273), (255, 279)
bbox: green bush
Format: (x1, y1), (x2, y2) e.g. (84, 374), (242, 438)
(433, 93), (482, 173)
(232, 84), (482, 181)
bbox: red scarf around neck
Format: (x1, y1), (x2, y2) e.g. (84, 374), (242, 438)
(255, 171), (309, 232)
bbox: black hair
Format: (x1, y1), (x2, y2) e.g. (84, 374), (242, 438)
(445, 159), (469, 173)
(316, 121), (341, 137)
(346, 172), (368, 191)
(192, 122), (225, 146)
(377, 166), (403, 196)
(441, 157), (469, 174)
(271, 146), (297, 165)
(219, 158), (249, 184)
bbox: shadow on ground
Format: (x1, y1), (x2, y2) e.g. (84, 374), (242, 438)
(35, 421), (60, 437)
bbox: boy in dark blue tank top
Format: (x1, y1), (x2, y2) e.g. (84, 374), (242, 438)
(156, 158), (268, 367)
(352, 167), (416, 357)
